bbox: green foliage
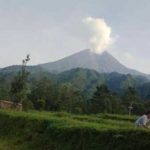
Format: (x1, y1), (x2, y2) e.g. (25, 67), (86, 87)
(0, 67), (149, 115)
(22, 99), (34, 111)
(123, 87), (140, 104)
(89, 85), (121, 114)
(57, 83), (84, 113)
(0, 110), (150, 150)
(28, 77), (58, 111)
(36, 99), (46, 110)
(0, 67), (149, 99)
(10, 55), (30, 103)
(122, 86), (143, 115)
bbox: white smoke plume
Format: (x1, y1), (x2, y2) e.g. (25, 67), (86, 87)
(83, 17), (114, 53)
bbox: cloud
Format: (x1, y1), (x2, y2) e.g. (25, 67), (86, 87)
(83, 17), (114, 53)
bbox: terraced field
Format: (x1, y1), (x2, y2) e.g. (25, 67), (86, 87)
(0, 110), (148, 150)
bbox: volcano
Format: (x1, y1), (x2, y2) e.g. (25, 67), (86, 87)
(40, 49), (146, 76)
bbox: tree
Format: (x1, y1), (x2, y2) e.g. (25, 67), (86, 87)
(28, 77), (57, 111)
(89, 85), (113, 113)
(123, 86), (141, 115)
(10, 54), (30, 103)
(57, 83), (84, 113)
(0, 76), (9, 99)
(110, 92), (122, 114)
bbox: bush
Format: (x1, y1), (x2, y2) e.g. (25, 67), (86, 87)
(22, 100), (34, 111)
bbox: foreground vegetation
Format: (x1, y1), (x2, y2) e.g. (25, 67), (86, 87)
(0, 109), (150, 150)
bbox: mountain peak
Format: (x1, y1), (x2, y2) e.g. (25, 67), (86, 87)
(100, 51), (116, 59)
(80, 49), (110, 56)
(39, 49), (145, 76)
(101, 51), (110, 55)
(85, 50), (112, 56)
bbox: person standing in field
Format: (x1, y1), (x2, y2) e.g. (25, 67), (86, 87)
(135, 111), (150, 128)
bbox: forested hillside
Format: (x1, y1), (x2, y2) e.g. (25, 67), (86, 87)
(0, 67), (150, 115)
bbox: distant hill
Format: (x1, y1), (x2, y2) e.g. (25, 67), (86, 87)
(0, 65), (45, 75)
(56, 68), (149, 98)
(0, 65), (51, 82)
(0, 66), (149, 99)
(39, 49), (148, 78)
(136, 82), (150, 99)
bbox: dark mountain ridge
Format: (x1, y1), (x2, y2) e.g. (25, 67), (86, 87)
(56, 68), (149, 97)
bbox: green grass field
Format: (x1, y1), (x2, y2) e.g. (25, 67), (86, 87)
(0, 109), (149, 150)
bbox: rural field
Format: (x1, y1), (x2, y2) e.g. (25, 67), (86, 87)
(0, 109), (149, 150)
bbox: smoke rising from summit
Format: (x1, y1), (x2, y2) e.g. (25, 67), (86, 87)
(83, 17), (114, 53)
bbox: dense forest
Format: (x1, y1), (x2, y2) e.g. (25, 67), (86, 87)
(0, 56), (150, 115)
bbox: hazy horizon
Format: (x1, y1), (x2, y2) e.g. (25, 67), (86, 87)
(0, 0), (150, 74)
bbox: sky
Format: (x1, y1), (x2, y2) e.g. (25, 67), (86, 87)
(0, 0), (150, 74)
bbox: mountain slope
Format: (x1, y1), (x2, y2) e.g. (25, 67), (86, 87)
(56, 68), (149, 98)
(0, 49), (148, 78)
(0, 65), (46, 75)
(39, 49), (147, 77)
(0, 66), (149, 99)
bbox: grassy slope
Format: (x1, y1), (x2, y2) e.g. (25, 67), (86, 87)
(0, 110), (149, 150)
